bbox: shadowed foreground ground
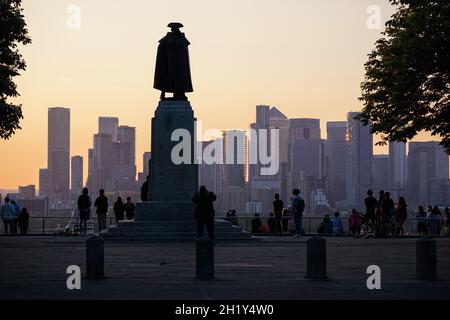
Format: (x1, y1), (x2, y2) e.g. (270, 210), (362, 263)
(0, 236), (449, 300)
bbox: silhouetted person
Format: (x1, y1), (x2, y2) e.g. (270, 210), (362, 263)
(10, 199), (20, 234)
(141, 177), (149, 202)
(291, 189), (305, 237)
(349, 209), (362, 237)
(192, 186), (216, 240)
(251, 213), (262, 234)
(416, 205), (427, 235)
(364, 190), (377, 230)
(394, 197), (407, 237)
(225, 209), (239, 226)
(77, 188), (92, 236)
(125, 197), (136, 220)
(18, 207), (29, 235)
(0, 197), (14, 234)
(318, 215), (333, 235)
(331, 211), (344, 236)
(113, 197), (125, 223)
(94, 189), (108, 233)
(267, 213), (277, 234)
(427, 206), (442, 236)
(273, 193), (283, 234)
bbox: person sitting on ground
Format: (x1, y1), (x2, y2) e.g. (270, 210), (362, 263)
(416, 205), (428, 235)
(331, 211), (344, 236)
(225, 209), (239, 226)
(251, 213), (262, 234)
(192, 186), (217, 240)
(427, 206), (442, 236)
(113, 197), (125, 223)
(18, 207), (29, 235)
(318, 214), (333, 235)
(349, 209), (362, 238)
(267, 213), (277, 234)
(125, 197), (136, 220)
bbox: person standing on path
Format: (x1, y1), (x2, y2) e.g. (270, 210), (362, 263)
(273, 193), (284, 234)
(291, 189), (305, 238)
(94, 189), (109, 233)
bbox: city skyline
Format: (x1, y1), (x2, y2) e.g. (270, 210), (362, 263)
(0, 0), (447, 189)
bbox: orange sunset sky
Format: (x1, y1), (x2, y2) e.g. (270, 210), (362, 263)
(0, 0), (445, 190)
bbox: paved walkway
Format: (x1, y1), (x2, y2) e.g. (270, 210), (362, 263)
(0, 236), (449, 299)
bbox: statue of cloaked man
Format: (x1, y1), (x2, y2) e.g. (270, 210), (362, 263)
(153, 22), (194, 101)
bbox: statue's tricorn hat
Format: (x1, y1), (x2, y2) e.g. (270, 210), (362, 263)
(168, 22), (183, 30)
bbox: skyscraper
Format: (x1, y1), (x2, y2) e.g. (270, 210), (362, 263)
(41, 107), (70, 200)
(249, 105), (289, 210)
(71, 155), (83, 198)
(288, 118), (321, 140)
(99, 117), (119, 142)
(325, 121), (348, 205)
(87, 119), (137, 193)
(287, 118), (325, 213)
(408, 141), (449, 205)
(389, 142), (406, 193)
(118, 125), (136, 171)
(346, 112), (373, 209)
(373, 155), (389, 192)
(222, 130), (247, 213)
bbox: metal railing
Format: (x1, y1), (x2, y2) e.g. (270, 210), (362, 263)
(220, 215), (449, 236)
(0, 214), (447, 237)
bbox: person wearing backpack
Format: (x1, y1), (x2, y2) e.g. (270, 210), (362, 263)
(291, 189), (305, 238)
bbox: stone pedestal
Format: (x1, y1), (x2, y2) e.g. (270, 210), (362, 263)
(135, 100), (198, 223)
(149, 100), (198, 203)
(305, 235), (327, 280)
(416, 237), (437, 280)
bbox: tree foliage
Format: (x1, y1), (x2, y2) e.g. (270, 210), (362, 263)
(0, 0), (31, 139)
(357, 0), (450, 153)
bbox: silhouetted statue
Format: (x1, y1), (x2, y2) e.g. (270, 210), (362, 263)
(154, 22), (193, 101)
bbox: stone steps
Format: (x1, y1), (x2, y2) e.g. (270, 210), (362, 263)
(102, 219), (258, 242)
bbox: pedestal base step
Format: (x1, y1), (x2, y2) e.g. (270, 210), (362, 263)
(102, 219), (258, 242)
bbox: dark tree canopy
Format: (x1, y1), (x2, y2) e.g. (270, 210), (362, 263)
(357, 0), (450, 153)
(0, 0), (31, 139)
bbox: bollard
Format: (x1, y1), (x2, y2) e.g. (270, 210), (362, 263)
(86, 235), (104, 279)
(196, 237), (214, 280)
(305, 235), (327, 280)
(416, 237), (437, 280)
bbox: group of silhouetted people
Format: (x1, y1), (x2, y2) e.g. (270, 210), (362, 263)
(0, 197), (29, 235)
(76, 188), (136, 235)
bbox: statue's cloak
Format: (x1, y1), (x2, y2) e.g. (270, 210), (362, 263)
(153, 31), (193, 93)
